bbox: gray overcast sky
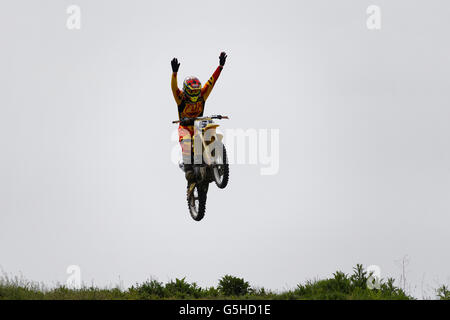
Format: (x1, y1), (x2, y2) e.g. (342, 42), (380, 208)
(0, 0), (449, 297)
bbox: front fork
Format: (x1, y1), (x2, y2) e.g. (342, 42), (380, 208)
(193, 128), (223, 164)
(191, 127), (223, 182)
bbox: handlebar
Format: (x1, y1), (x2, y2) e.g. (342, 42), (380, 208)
(172, 115), (229, 124)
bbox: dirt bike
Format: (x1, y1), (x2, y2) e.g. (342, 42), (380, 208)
(172, 115), (230, 221)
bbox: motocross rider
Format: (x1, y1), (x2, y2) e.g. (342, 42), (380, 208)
(171, 52), (227, 193)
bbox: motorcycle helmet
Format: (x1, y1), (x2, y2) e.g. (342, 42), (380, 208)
(183, 76), (201, 102)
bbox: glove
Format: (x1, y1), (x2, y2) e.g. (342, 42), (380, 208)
(219, 52), (227, 67)
(171, 58), (180, 73)
(180, 117), (194, 126)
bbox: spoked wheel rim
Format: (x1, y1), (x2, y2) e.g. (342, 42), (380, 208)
(189, 188), (200, 218)
(187, 184), (207, 221)
(213, 144), (229, 189)
(213, 154), (225, 184)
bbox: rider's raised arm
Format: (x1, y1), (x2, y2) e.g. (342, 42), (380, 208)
(201, 65), (223, 101)
(171, 58), (182, 105)
(201, 52), (227, 101)
(171, 72), (182, 105)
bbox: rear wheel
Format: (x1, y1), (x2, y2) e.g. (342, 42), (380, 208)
(187, 183), (208, 221)
(213, 144), (229, 189)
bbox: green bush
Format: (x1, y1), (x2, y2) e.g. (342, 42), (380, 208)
(350, 264), (368, 289)
(130, 279), (165, 298)
(294, 264), (410, 300)
(0, 265), (431, 300)
(218, 275), (250, 296)
(437, 285), (450, 300)
(164, 278), (203, 299)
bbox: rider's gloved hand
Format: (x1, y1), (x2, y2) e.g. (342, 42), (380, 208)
(171, 58), (180, 73)
(180, 117), (194, 126)
(219, 52), (227, 67)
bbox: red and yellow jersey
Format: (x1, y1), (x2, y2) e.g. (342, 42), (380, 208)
(171, 66), (223, 119)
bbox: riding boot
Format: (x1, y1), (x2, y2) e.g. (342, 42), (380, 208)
(184, 164), (196, 198)
(184, 164), (195, 182)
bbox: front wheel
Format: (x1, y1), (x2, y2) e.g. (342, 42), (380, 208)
(213, 144), (229, 189)
(187, 183), (208, 221)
